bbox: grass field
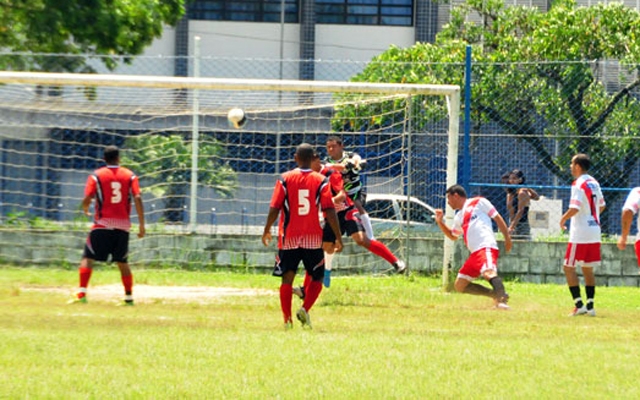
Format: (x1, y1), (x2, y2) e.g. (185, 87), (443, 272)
(2, 266), (640, 399)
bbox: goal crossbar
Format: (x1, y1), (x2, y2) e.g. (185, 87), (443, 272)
(0, 71), (460, 96)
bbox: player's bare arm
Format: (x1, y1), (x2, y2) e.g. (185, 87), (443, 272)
(494, 213), (512, 253)
(81, 195), (93, 217)
(134, 195), (145, 238)
(509, 190), (530, 233)
(618, 209), (634, 251)
(559, 208), (579, 231)
(261, 207), (279, 246)
(434, 209), (458, 241)
(324, 208), (343, 253)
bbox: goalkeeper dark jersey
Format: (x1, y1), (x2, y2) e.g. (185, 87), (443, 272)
(324, 151), (364, 200)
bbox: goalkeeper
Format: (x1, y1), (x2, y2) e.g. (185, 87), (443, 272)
(325, 136), (375, 240)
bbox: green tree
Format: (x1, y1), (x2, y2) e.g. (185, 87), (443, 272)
(344, 0), (640, 190)
(122, 134), (237, 223)
(0, 0), (185, 72)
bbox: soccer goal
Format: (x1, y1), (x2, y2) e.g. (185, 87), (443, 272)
(0, 71), (459, 283)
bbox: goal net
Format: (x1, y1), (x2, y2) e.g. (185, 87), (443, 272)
(0, 71), (459, 280)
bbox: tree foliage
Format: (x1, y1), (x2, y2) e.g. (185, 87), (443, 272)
(122, 134), (237, 222)
(346, 0), (640, 189)
(0, 0), (185, 71)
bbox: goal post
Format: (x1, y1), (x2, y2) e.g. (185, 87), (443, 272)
(0, 71), (459, 282)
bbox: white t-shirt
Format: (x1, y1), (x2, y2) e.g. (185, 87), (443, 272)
(452, 197), (499, 253)
(622, 187), (640, 241)
(568, 174), (605, 243)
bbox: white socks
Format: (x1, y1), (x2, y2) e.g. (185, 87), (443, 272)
(360, 213), (375, 240)
(324, 251), (334, 271)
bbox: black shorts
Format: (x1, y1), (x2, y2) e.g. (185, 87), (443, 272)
(322, 206), (364, 243)
(83, 229), (130, 263)
(272, 248), (325, 281)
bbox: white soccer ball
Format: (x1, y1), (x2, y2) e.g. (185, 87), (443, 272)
(227, 108), (246, 129)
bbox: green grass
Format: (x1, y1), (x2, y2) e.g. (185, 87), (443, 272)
(2, 267), (640, 399)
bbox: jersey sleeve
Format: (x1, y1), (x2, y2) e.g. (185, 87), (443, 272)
(269, 177), (286, 209)
(569, 183), (583, 210)
(84, 174), (97, 197)
(130, 174), (141, 196)
(480, 198), (499, 219)
(623, 188), (640, 214)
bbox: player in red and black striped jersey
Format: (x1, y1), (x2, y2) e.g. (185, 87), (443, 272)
(294, 155), (406, 301)
(262, 143), (342, 329)
(69, 145), (146, 306)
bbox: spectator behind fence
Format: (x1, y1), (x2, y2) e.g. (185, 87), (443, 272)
(506, 169), (539, 240)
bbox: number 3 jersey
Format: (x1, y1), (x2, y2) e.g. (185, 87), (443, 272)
(85, 165), (141, 232)
(568, 174), (605, 243)
(269, 168), (335, 250)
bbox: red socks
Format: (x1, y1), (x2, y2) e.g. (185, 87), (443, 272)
(122, 274), (133, 295)
(78, 267), (92, 298)
(280, 284), (293, 323)
(302, 280), (322, 312)
(366, 239), (398, 265)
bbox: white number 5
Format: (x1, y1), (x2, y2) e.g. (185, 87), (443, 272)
(111, 182), (123, 204)
(298, 189), (310, 215)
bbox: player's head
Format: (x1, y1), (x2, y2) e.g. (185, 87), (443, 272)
(104, 145), (120, 165)
(509, 169), (525, 184)
(326, 135), (344, 160)
(571, 153), (591, 177)
(294, 143), (315, 168)
(445, 184), (467, 210)
(501, 171), (514, 194)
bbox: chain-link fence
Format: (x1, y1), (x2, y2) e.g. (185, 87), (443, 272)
(1, 54), (639, 242)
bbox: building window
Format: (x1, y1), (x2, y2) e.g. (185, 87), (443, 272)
(317, 0), (413, 26)
(188, 0), (299, 23)
(188, 0), (413, 26)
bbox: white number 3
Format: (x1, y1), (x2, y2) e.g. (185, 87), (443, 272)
(111, 182), (123, 204)
(298, 189), (310, 215)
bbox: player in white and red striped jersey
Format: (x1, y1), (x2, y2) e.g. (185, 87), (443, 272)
(262, 144), (342, 329)
(560, 153), (605, 317)
(435, 184), (512, 309)
(69, 145), (146, 306)
(618, 187), (640, 268)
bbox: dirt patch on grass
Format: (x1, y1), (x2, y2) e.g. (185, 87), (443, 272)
(23, 284), (275, 303)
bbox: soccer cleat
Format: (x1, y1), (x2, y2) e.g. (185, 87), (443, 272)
(494, 302), (510, 310)
(67, 296), (87, 304)
(292, 286), (305, 300)
(569, 306), (588, 316)
(586, 308), (596, 317)
(323, 269), (332, 288)
(296, 307), (312, 329)
(117, 299), (135, 307)
(393, 260), (407, 274)
(284, 320), (293, 330)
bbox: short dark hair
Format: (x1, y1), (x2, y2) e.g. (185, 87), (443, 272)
(326, 135), (343, 145)
(510, 169), (525, 184)
(446, 184), (467, 198)
(104, 145), (120, 164)
(296, 143), (315, 163)
(572, 153), (591, 172)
